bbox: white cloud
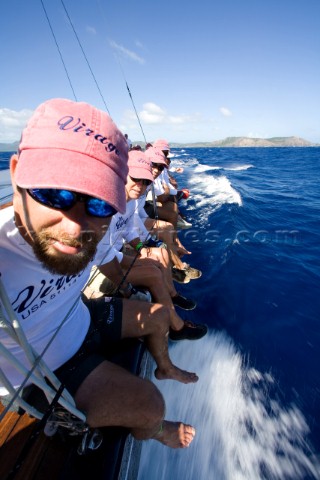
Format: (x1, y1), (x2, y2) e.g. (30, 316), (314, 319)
(109, 40), (145, 64)
(140, 103), (166, 124)
(120, 103), (214, 142)
(135, 40), (144, 49)
(86, 26), (96, 35)
(0, 108), (33, 143)
(139, 103), (198, 126)
(219, 107), (232, 117)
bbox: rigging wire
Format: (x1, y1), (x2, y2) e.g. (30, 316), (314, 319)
(1, 0), (162, 424)
(115, 55), (147, 144)
(115, 54), (159, 221)
(60, 0), (111, 115)
(40, 0), (78, 101)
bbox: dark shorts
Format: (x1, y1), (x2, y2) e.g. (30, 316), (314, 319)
(144, 200), (156, 218)
(21, 297), (123, 410)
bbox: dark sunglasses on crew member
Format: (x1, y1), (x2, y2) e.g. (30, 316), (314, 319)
(151, 163), (165, 171)
(129, 176), (152, 186)
(27, 188), (117, 218)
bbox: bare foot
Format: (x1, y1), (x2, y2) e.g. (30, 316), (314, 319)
(154, 365), (198, 384)
(176, 245), (191, 257)
(153, 420), (195, 448)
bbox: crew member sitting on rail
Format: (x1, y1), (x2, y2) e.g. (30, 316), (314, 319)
(0, 98), (200, 449)
(139, 147), (202, 283)
(86, 149), (207, 341)
(151, 139), (192, 228)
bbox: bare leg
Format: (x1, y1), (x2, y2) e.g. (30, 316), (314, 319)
(121, 300), (198, 384)
(144, 217), (191, 268)
(175, 236), (192, 257)
(122, 256), (184, 330)
(139, 247), (178, 296)
(156, 201), (179, 243)
(74, 361), (195, 448)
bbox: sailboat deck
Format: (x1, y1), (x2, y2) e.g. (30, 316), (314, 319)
(0, 402), (69, 479)
(0, 339), (149, 480)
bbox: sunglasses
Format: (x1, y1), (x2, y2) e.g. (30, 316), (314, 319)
(151, 163), (165, 172)
(129, 176), (152, 186)
(27, 188), (117, 218)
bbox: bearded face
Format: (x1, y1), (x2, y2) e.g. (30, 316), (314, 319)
(13, 185), (110, 277)
(31, 228), (102, 275)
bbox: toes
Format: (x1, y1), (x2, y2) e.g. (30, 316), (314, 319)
(185, 371), (199, 383)
(180, 424), (196, 447)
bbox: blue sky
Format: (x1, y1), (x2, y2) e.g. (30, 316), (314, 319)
(1, 0), (319, 144)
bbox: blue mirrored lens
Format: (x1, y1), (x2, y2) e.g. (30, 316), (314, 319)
(28, 189), (117, 218)
(31, 189), (75, 209)
(86, 198), (117, 218)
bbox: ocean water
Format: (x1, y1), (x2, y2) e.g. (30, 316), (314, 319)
(138, 147), (320, 480)
(1, 148), (320, 479)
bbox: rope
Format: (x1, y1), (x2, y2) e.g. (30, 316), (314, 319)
(0, 278), (86, 422)
(0, 195), (152, 420)
(1, 0), (160, 426)
(85, 197), (157, 296)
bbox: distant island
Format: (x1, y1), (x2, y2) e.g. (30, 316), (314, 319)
(136, 136), (319, 148)
(169, 136), (319, 148)
(0, 136), (319, 152)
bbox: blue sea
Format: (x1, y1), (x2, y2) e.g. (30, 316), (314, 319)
(1, 148), (320, 479)
(138, 147), (320, 480)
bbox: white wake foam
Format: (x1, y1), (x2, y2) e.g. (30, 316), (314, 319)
(223, 164), (254, 171)
(138, 332), (320, 480)
(186, 171), (242, 225)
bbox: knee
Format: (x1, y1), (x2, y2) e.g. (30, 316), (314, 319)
(138, 265), (162, 286)
(151, 303), (171, 332)
(171, 201), (178, 213)
(141, 379), (165, 423)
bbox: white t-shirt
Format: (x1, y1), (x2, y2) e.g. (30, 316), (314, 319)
(104, 200), (141, 262)
(161, 168), (178, 195)
(146, 177), (164, 201)
(0, 206), (115, 395)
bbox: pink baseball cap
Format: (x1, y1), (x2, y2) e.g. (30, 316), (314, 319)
(128, 150), (154, 182)
(15, 98), (129, 213)
(145, 147), (168, 167)
(152, 139), (170, 151)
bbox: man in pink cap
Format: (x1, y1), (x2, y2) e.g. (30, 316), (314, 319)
(142, 147), (202, 281)
(87, 149), (207, 342)
(152, 138), (185, 180)
(0, 98), (196, 449)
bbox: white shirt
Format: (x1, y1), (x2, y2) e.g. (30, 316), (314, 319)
(103, 200), (141, 262)
(161, 168), (178, 195)
(0, 206), (115, 395)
